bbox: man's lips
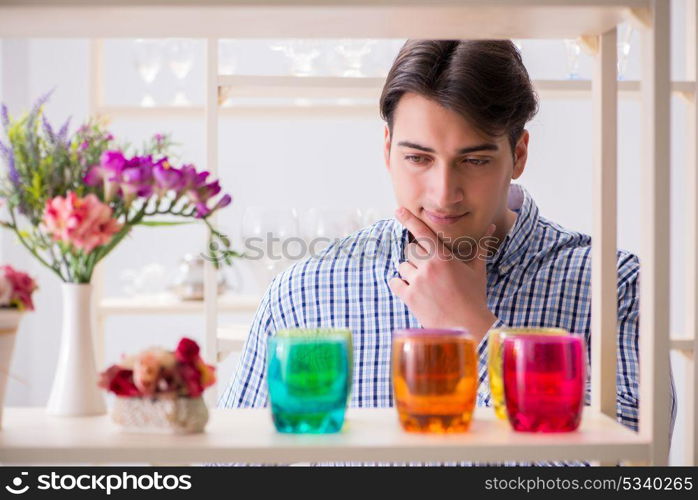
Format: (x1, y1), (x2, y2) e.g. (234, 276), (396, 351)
(423, 209), (469, 225)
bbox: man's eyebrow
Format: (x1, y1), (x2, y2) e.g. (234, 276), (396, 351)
(397, 141), (435, 153)
(457, 143), (499, 154)
(397, 141), (499, 154)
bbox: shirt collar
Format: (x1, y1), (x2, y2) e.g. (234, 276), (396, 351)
(488, 183), (539, 275)
(390, 183), (539, 276)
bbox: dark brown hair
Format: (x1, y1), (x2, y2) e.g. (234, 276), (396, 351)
(380, 40), (539, 152)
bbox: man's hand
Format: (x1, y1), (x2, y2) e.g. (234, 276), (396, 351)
(388, 207), (498, 343)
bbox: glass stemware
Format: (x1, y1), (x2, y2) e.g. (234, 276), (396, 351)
(334, 39), (377, 77)
(563, 39), (582, 80)
(241, 206), (301, 291)
(166, 38), (195, 106)
(617, 23), (635, 80)
(132, 39), (163, 107)
(299, 208), (362, 256)
(219, 39), (240, 75)
(269, 40), (322, 76)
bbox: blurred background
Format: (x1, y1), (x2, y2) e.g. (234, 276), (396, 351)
(0, 0), (693, 464)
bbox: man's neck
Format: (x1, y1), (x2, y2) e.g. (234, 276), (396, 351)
(490, 207), (518, 252)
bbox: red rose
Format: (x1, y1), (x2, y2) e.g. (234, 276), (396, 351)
(98, 365), (140, 397)
(177, 362), (203, 397)
(175, 337), (200, 364)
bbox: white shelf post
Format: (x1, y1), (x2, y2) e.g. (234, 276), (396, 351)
(639, 0), (672, 466)
(591, 26), (619, 421)
(88, 38), (107, 372)
(204, 38), (220, 406)
(685, 0), (698, 468)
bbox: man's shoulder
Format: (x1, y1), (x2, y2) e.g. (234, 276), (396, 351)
(534, 215), (639, 278)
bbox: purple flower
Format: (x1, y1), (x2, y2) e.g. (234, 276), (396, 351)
(6, 148), (19, 189)
(152, 160), (185, 197)
(1, 104), (10, 131)
(57, 117), (72, 146)
(213, 194), (232, 211)
(102, 150), (127, 172)
(29, 88), (54, 121)
(120, 162), (154, 201)
(41, 115), (56, 143)
(84, 150), (128, 202)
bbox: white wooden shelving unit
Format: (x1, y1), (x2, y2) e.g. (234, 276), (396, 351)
(0, 0), (696, 466)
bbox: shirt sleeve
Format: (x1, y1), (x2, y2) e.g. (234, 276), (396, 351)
(615, 254), (677, 438)
(217, 282), (276, 410)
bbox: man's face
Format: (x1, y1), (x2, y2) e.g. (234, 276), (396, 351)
(384, 92), (527, 248)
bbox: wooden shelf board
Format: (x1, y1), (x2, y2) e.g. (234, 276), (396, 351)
(0, 1), (646, 39)
(670, 337), (696, 354)
(0, 406), (649, 464)
(98, 294), (261, 315)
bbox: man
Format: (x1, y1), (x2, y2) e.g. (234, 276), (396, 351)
(219, 40), (676, 464)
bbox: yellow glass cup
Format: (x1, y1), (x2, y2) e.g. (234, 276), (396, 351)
(487, 327), (568, 420)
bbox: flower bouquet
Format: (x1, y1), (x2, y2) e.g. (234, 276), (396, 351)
(0, 91), (238, 416)
(0, 265), (37, 428)
(99, 338), (215, 434)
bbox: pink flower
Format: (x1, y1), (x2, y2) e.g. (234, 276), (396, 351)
(133, 351), (162, 396)
(132, 347), (176, 396)
(41, 192), (123, 254)
(1, 265), (38, 311)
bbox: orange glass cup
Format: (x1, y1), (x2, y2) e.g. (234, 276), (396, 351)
(392, 328), (477, 433)
(487, 327), (568, 420)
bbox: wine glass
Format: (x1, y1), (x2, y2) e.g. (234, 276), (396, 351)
(219, 39), (240, 75)
(563, 39), (582, 80)
(299, 208), (362, 256)
(241, 206), (301, 291)
(166, 38), (195, 106)
(132, 39), (163, 107)
(617, 23), (634, 80)
(334, 39), (377, 77)
(359, 206), (395, 226)
(270, 40), (322, 76)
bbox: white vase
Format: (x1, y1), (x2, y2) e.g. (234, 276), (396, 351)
(0, 309), (23, 429)
(46, 283), (106, 416)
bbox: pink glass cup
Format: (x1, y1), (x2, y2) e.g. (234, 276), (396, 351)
(502, 334), (585, 432)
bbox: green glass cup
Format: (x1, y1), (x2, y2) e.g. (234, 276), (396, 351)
(267, 333), (350, 434)
(275, 328), (353, 400)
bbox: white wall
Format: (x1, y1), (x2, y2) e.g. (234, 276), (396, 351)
(0, 0), (693, 465)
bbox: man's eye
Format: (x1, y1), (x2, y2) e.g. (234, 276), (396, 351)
(404, 155), (427, 164)
(463, 158), (490, 166)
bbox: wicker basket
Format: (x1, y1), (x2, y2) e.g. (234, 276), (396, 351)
(110, 395), (209, 434)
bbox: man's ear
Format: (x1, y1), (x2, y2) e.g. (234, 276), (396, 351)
(512, 130), (529, 180)
(383, 124), (391, 172)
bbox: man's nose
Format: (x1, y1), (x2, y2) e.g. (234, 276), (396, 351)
(429, 164), (464, 207)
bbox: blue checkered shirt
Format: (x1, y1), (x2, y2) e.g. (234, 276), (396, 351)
(219, 183), (676, 465)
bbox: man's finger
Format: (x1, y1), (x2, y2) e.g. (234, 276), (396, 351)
(398, 261), (417, 283)
(405, 241), (430, 265)
(395, 207), (451, 257)
(388, 276), (409, 298)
